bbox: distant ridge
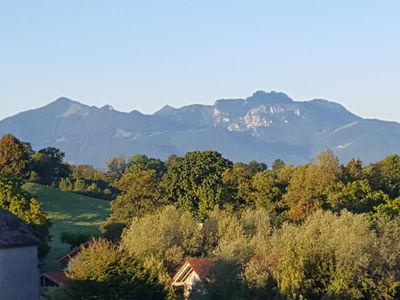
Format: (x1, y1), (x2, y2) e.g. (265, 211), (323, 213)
(0, 91), (399, 167)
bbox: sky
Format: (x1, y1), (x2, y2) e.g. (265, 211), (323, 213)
(1, 1), (399, 121)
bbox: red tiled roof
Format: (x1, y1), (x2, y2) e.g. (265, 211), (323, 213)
(172, 257), (215, 283)
(187, 258), (214, 281)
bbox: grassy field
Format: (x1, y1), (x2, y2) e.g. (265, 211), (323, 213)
(23, 183), (110, 271)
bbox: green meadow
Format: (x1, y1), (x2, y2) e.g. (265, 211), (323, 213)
(23, 183), (110, 271)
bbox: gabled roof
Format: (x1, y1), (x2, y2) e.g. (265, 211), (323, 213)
(0, 209), (41, 249)
(41, 271), (67, 287)
(56, 240), (92, 263)
(172, 258), (215, 284)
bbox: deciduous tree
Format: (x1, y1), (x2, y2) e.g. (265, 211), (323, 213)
(31, 147), (70, 185)
(103, 167), (162, 240)
(161, 151), (231, 218)
(105, 156), (126, 182)
(0, 134), (30, 178)
(0, 176), (49, 257)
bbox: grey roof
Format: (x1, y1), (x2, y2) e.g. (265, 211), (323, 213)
(0, 209), (41, 248)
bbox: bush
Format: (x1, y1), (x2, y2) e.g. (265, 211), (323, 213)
(60, 232), (92, 248)
(59, 178), (73, 192)
(46, 239), (166, 300)
(121, 206), (203, 275)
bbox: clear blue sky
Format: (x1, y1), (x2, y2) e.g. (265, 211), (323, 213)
(1, 1), (399, 121)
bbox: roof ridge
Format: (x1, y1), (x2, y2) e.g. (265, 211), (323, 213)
(0, 209), (41, 248)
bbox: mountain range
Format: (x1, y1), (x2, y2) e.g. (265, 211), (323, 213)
(1, 91), (399, 168)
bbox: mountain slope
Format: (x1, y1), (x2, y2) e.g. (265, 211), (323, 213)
(1, 91), (399, 167)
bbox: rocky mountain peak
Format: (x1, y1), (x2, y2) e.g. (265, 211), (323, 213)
(0, 91), (398, 167)
(246, 90), (293, 106)
(49, 97), (82, 107)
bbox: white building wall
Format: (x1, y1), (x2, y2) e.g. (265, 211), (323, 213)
(0, 245), (39, 300)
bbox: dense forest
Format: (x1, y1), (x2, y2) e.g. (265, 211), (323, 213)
(1, 133), (400, 299)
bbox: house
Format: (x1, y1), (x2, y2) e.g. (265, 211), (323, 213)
(40, 240), (91, 291)
(0, 208), (41, 300)
(40, 241), (90, 293)
(56, 240), (92, 271)
(172, 258), (215, 299)
(40, 271), (67, 288)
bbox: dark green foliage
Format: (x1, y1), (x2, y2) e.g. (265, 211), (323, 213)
(363, 155), (400, 199)
(59, 165), (115, 200)
(252, 170), (282, 211)
(221, 163), (254, 209)
(31, 147), (71, 185)
(97, 149), (400, 245)
(199, 260), (278, 300)
(128, 154), (167, 178)
(341, 158), (364, 183)
(100, 221), (125, 242)
(102, 167), (162, 240)
(271, 158), (285, 174)
(247, 160), (268, 176)
(193, 261), (247, 300)
(60, 231), (92, 248)
(377, 155), (400, 198)
(371, 197), (400, 220)
(327, 179), (388, 213)
(161, 151), (232, 218)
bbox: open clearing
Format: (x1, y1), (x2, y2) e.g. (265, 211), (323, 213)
(23, 183), (110, 271)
